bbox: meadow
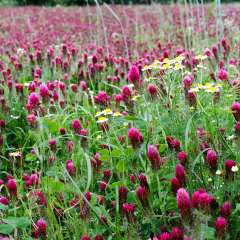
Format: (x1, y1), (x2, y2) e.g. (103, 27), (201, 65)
(0, 3), (240, 239)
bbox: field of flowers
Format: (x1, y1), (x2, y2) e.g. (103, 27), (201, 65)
(0, 3), (240, 240)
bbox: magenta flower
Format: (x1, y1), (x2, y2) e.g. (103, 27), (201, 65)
(215, 217), (227, 238)
(128, 64), (141, 87)
(217, 68), (228, 81)
(175, 164), (186, 184)
(28, 92), (40, 107)
(36, 218), (47, 238)
(136, 186), (148, 207)
(72, 119), (82, 133)
(205, 149), (218, 170)
(220, 201), (231, 219)
(128, 127), (143, 148)
(231, 102), (240, 121)
(177, 151), (187, 165)
(7, 178), (17, 197)
(176, 188), (192, 222)
(66, 160), (76, 176)
(171, 177), (182, 194)
(147, 144), (162, 170)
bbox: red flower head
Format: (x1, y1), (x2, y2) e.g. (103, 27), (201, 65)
(217, 68), (228, 81)
(28, 92), (40, 107)
(231, 102), (240, 121)
(176, 188), (192, 221)
(136, 186), (148, 207)
(72, 119), (82, 133)
(171, 177), (182, 194)
(128, 64), (141, 87)
(119, 186), (128, 202)
(158, 232), (171, 240)
(175, 164), (186, 185)
(128, 127), (143, 148)
(7, 178), (17, 197)
(39, 84), (49, 98)
(177, 151), (188, 165)
(215, 217), (227, 238)
(225, 159), (236, 177)
(95, 234), (103, 240)
(0, 196), (9, 205)
(122, 203), (135, 222)
(36, 218), (47, 238)
(66, 160), (76, 176)
(220, 201), (231, 219)
(205, 149), (218, 170)
(147, 84), (158, 99)
(171, 227), (184, 240)
(148, 144), (162, 170)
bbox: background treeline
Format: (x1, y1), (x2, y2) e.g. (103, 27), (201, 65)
(0, 0), (238, 7)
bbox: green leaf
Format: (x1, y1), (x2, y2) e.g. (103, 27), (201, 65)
(25, 153), (37, 162)
(0, 203), (8, 210)
(99, 149), (110, 161)
(42, 117), (59, 134)
(42, 177), (65, 193)
(3, 216), (30, 229)
(110, 149), (122, 158)
(0, 224), (14, 235)
(116, 160), (125, 172)
(158, 144), (167, 153)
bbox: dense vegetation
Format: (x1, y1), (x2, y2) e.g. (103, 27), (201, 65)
(0, 3), (240, 240)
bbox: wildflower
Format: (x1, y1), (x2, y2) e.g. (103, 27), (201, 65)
(28, 92), (40, 107)
(49, 139), (57, 151)
(171, 177), (182, 194)
(220, 202), (231, 219)
(94, 91), (110, 105)
(214, 217), (227, 239)
(136, 186), (148, 207)
(0, 196), (9, 205)
(171, 227), (184, 240)
(103, 169), (111, 181)
(99, 181), (108, 192)
(175, 164), (186, 184)
(130, 174), (135, 183)
(121, 85), (132, 102)
(138, 173), (149, 189)
(95, 234), (104, 240)
(97, 116), (108, 124)
(128, 64), (141, 87)
(231, 165), (238, 173)
(177, 151), (187, 165)
(128, 127), (143, 148)
(205, 149), (218, 170)
(235, 122), (240, 135)
(7, 179), (17, 197)
(39, 84), (49, 98)
(103, 108), (113, 115)
(158, 232), (171, 240)
(147, 145), (162, 170)
(72, 119), (82, 133)
(122, 203), (135, 222)
(147, 83), (158, 99)
(176, 188), (192, 222)
(66, 160), (76, 176)
(183, 75), (193, 90)
(217, 69), (228, 81)
(113, 112), (122, 117)
(119, 186), (128, 202)
(231, 102), (240, 121)
(36, 218), (47, 238)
